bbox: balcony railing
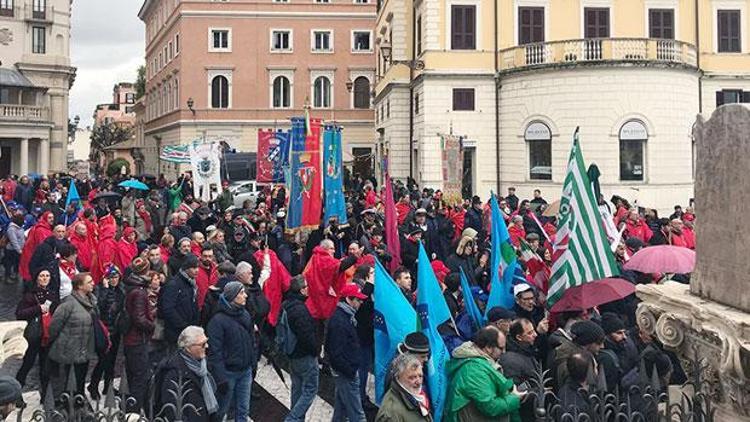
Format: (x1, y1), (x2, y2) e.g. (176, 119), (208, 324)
(0, 105), (49, 122)
(499, 38), (698, 72)
(24, 5), (53, 23)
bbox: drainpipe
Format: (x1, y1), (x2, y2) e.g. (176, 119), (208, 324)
(409, 9), (416, 181)
(695, 0), (702, 113)
(494, 0), (501, 194)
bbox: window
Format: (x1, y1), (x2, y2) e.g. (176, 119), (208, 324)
(519, 7), (544, 44)
(352, 31), (372, 52)
(525, 122), (552, 180)
(315, 0), (330, 3)
(451, 5), (476, 50)
(273, 0), (289, 2)
(649, 9), (674, 39)
(273, 76), (291, 108)
(210, 29), (230, 51)
(211, 75), (229, 108)
(174, 79), (179, 109)
(312, 30), (332, 52)
(619, 120), (647, 181)
(32, 26), (45, 54)
(584, 8), (609, 38)
(387, 99), (390, 117)
(175, 34), (180, 54)
(416, 15), (422, 55)
(313, 76), (331, 108)
(32, 0), (44, 18)
(353, 76), (370, 109)
(414, 93), (419, 114)
(452, 88), (475, 111)
(168, 41), (174, 60)
(272, 30), (292, 51)
(126, 93), (135, 104)
(718, 10), (741, 52)
(0, 0), (12, 17)
(354, 0), (369, 3)
(716, 89), (750, 106)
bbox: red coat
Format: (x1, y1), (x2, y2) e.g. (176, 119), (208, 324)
(395, 202), (412, 226)
(683, 226), (696, 249)
(93, 215), (118, 284)
(670, 232), (689, 248)
(69, 229), (95, 271)
(159, 245), (171, 263)
(19, 211), (54, 281)
(304, 246), (346, 320)
(450, 209), (466, 241)
(255, 249), (291, 326)
(625, 219), (653, 243)
(195, 263), (217, 310)
(190, 241), (203, 257)
(508, 224), (526, 248)
(365, 190), (377, 208)
(2, 179), (16, 202)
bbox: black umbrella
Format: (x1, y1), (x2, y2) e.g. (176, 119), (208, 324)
(139, 173), (157, 179)
(93, 191), (123, 201)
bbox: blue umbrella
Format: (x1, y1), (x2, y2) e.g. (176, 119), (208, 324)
(118, 179), (149, 191)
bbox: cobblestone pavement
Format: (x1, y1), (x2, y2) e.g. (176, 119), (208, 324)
(0, 280), (378, 421)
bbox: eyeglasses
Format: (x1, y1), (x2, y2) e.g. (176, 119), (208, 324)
(191, 341), (209, 349)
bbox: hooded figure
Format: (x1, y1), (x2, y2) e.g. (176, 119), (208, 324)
(115, 227), (138, 272)
(69, 223), (95, 271)
(19, 211), (54, 281)
(93, 214), (118, 284)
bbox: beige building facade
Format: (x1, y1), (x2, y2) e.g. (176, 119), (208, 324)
(0, 0), (76, 177)
(375, 0), (744, 213)
(139, 0), (377, 180)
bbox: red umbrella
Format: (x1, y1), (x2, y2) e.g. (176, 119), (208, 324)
(623, 245), (695, 274)
(550, 278), (635, 313)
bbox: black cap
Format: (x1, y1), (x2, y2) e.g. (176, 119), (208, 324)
(487, 306), (516, 322)
(472, 195), (482, 205)
(398, 332), (430, 354)
(181, 254), (200, 270)
(571, 320), (605, 346)
(600, 313), (626, 335)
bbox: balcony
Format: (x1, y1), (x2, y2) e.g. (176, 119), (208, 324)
(498, 38), (697, 74)
(24, 5), (53, 24)
(0, 105), (49, 123)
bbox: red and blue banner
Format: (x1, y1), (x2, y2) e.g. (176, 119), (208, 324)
(257, 129), (290, 183)
(287, 117), (323, 230)
(323, 125), (346, 225)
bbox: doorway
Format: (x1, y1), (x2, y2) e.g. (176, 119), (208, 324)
(352, 147), (373, 181)
(0, 147), (11, 178)
(462, 147), (474, 199)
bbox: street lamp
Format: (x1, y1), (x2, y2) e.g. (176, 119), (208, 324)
(380, 40), (425, 70)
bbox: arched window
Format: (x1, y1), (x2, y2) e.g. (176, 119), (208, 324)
(353, 76), (370, 109)
(525, 121), (552, 180)
(619, 120), (647, 181)
(211, 75), (229, 108)
(313, 76), (331, 108)
(273, 76), (291, 108)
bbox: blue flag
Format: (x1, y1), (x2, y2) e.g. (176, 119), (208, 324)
(323, 126), (347, 225)
(486, 193), (518, 315)
(416, 242), (451, 422)
(374, 259), (417, 404)
(65, 179), (81, 209)
(459, 268), (483, 331)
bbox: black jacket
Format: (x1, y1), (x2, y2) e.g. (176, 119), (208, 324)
(497, 337), (540, 386)
(206, 299), (257, 384)
(30, 236), (69, 291)
(400, 237), (419, 276)
(463, 208), (484, 240)
(155, 352), (218, 422)
(557, 380), (591, 416)
(282, 292), (320, 359)
(325, 304), (361, 379)
(159, 271), (200, 344)
(95, 282), (126, 336)
(354, 281), (374, 347)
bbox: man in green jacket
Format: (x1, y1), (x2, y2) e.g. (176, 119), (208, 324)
(445, 327), (523, 422)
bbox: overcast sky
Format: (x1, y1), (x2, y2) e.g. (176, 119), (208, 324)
(70, 0), (144, 128)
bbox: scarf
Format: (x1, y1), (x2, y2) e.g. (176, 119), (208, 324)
(179, 269), (198, 300)
(137, 208), (153, 233)
(336, 301), (358, 327)
(396, 380), (431, 416)
(179, 351), (219, 414)
(59, 260), (78, 280)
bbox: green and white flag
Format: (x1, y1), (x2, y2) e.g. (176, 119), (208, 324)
(547, 129), (619, 307)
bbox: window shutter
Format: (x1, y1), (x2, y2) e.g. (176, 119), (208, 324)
(452, 6), (463, 49)
(742, 91), (750, 103)
(465, 6), (475, 49)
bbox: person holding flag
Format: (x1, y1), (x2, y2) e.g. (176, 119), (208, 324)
(484, 193), (522, 318)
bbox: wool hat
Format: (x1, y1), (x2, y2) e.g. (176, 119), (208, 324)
(223, 281), (245, 303)
(600, 313), (626, 335)
(131, 257), (150, 275)
(399, 332), (430, 354)
(181, 254), (200, 270)
(571, 320), (606, 346)
(487, 306), (516, 322)
(0, 376), (21, 405)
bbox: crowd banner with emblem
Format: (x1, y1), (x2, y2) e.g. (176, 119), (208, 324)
(257, 129), (290, 183)
(323, 125), (347, 225)
(287, 117), (323, 231)
(190, 142), (223, 202)
(160, 144), (191, 163)
(440, 134), (464, 204)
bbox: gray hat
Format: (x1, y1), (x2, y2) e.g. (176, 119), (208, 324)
(0, 376), (21, 405)
(223, 281), (245, 303)
(181, 254), (200, 270)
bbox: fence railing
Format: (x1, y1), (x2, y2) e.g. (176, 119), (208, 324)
(0, 104), (48, 122)
(499, 38), (698, 72)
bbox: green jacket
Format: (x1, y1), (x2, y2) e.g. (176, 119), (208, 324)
(444, 342), (521, 422)
(375, 381), (433, 422)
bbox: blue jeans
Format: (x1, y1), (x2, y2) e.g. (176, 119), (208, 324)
(358, 346), (373, 403)
(217, 368), (253, 422)
(285, 356), (320, 422)
(332, 371), (366, 422)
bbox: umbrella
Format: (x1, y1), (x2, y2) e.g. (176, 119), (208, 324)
(139, 173), (156, 179)
(93, 191), (123, 201)
(542, 199), (560, 217)
(623, 245), (695, 274)
(550, 277), (635, 313)
(118, 179), (149, 190)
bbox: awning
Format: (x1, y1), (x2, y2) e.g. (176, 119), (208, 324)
(0, 68), (36, 88)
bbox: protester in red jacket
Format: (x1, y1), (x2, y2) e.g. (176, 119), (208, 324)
(68, 222), (94, 272)
(19, 211), (54, 281)
(303, 240), (357, 320)
(196, 248), (218, 309)
(624, 210), (653, 243)
(93, 214), (118, 284)
(508, 215), (526, 248)
(115, 227), (138, 273)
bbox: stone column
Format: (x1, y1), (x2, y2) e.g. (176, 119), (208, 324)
(19, 138), (28, 176)
(38, 138), (49, 175)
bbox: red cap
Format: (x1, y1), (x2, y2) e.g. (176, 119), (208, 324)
(340, 283), (367, 300)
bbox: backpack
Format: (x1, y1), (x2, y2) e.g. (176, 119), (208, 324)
(275, 305), (297, 356)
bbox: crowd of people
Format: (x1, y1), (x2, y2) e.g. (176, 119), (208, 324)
(0, 171), (696, 421)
